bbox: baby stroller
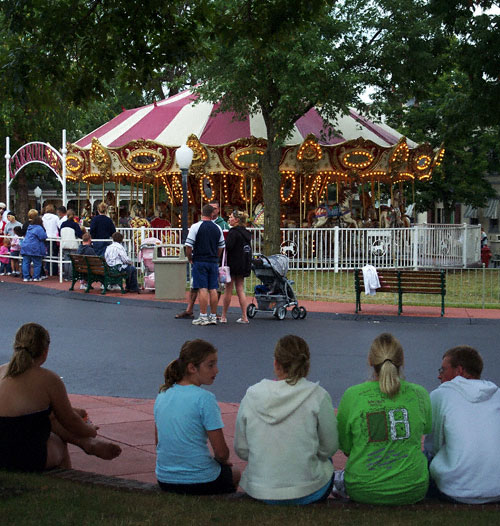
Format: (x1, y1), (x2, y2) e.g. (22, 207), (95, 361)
(138, 237), (161, 290)
(247, 254), (307, 320)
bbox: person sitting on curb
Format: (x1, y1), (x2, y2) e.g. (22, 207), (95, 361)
(104, 232), (140, 293)
(0, 323), (121, 471)
(424, 345), (500, 504)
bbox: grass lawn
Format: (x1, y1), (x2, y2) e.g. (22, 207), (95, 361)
(1, 471), (498, 526)
(243, 268), (500, 309)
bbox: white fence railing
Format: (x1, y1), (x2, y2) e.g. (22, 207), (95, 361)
(116, 223), (480, 270)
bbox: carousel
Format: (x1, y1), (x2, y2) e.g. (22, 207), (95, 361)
(67, 88), (444, 229)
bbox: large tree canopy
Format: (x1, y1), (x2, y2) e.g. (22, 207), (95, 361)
(429, 1), (500, 127)
(190, 0), (445, 252)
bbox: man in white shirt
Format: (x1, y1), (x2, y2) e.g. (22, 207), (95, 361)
(104, 232), (139, 293)
(424, 346), (500, 504)
(42, 203), (60, 276)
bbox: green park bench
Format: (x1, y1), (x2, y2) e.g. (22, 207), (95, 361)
(68, 254), (127, 295)
(355, 268), (446, 316)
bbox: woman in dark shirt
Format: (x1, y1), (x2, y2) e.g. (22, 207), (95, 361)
(221, 210), (252, 324)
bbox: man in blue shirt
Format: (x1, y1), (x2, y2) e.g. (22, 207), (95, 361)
(185, 204), (225, 326)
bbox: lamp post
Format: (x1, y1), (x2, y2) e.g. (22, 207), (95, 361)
(34, 186), (42, 213)
(176, 144), (194, 244)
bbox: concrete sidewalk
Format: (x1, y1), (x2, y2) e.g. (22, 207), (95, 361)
(67, 393), (348, 486)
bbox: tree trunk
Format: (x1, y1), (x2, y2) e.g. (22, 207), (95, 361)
(15, 171), (30, 223)
(260, 139), (282, 255)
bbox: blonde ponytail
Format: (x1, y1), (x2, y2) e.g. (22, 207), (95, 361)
(369, 333), (404, 397)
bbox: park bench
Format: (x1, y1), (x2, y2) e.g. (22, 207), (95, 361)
(68, 254), (127, 295)
(355, 268), (446, 316)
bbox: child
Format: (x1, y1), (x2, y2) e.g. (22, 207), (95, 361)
(154, 339), (240, 495)
(77, 233), (96, 290)
(0, 238), (12, 275)
(9, 226), (22, 276)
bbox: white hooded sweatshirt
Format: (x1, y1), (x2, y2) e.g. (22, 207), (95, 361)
(234, 377), (338, 500)
(424, 376), (500, 504)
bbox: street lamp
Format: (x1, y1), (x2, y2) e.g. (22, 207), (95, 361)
(34, 186), (43, 212)
(176, 144), (194, 244)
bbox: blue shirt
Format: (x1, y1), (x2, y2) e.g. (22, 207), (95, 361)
(154, 384), (224, 484)
(185, 220), (225, 263)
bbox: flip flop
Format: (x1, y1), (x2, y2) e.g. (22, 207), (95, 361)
(175, 310), (194, 319)
(236, 318), (249, 324)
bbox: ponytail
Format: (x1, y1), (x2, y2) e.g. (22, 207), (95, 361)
(159, 359), (183, 392)
(159, 339), (217, 392)
(369, 333), (404, 397)
(274, 334), (310, 385)
(5, 323), (50, 378)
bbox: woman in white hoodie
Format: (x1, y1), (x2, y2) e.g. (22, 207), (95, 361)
(234, 335), (338, 504)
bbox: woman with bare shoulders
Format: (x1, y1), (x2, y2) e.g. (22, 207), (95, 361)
(0, 323), (121, 471)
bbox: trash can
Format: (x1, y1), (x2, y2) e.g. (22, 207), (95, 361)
(153, 245), (188, 300)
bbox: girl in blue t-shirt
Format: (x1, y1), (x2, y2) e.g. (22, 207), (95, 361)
(154, 339), (240, 495)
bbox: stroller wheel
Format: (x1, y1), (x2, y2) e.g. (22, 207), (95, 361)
(247, 303), (257, 319)
(276, 306), (287, 320)
(291, 306), (301, 319)
(299, 306), (307, 319)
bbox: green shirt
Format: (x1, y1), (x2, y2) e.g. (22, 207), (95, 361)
(214, 216), (229, 231)
(337, 380), (432, 505)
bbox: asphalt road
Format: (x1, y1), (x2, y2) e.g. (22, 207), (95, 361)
(2, 282), (499, 405)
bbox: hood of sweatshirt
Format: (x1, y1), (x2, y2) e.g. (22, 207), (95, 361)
(440, 375), (498, 403)
(243, 377), (321, 425)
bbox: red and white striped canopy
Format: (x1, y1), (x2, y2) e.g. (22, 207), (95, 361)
(76, 88), (414, 148)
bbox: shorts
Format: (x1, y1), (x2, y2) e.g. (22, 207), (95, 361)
(191, 261), (219, 290)
(158, 463), (235, 496)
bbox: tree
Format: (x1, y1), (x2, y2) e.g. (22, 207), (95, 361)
(381, 68), (498, 222)
(190, 0), (446, 253)
(429, 1), (500, 128)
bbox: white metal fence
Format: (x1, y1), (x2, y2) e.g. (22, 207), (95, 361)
(116, 223), (480, 271)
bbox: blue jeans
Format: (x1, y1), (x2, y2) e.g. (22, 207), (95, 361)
(22, 255), (43, 279)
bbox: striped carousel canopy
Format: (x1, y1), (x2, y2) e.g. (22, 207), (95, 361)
(76, 88), (415, 149)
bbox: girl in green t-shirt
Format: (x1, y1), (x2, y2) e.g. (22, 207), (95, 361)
(336, 333), (432, 505)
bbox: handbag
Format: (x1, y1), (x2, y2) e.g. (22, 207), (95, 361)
(219, 249), (231, 284)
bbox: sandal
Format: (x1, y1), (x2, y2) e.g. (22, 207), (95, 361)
(236, 318), (249, 324)
(175, 310), (194, 319)
(220, 317), (227, 324)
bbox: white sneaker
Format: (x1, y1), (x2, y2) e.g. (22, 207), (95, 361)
(208, 315), (217, 325)
(32, 278), (42, 282)
(0, 272), (5, 276)
(40, 275), (48, 280)
(192, 316), (210, 326)
(23, 278), (31, 282)
(80, 284), (87, 290)
(6, 272), (12, 276)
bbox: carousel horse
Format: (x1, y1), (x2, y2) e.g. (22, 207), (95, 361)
(312, 190), (360, 228)
(379, 205), (411, 228)
(253, 203), (265, 227)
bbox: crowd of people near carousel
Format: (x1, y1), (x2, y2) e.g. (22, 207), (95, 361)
(1, 323), (499, 506)
(0, 198), (253, 307)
